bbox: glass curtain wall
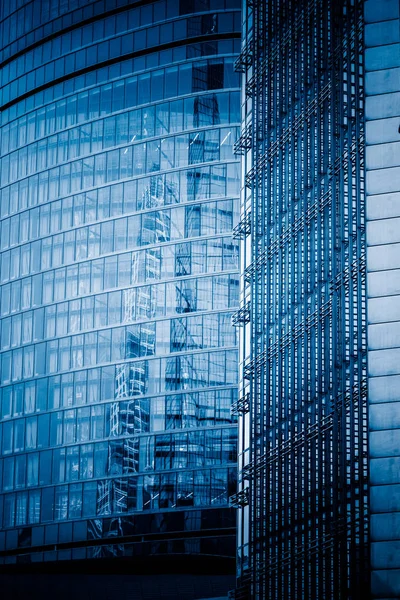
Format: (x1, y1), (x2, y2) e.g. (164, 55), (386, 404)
(0, 0), (241, 563)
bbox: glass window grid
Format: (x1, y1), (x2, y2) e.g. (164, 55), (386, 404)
(0, 0), (241, 65)
(0, 345), (238, 392)
(0, 122), (239, 192)
(0, 508), (236, 560)
(0, 321), (237, 385)
(0, 381), (237, 421)
(0, 17), (201, 101)
(0, 10), (240, 90)
(0, 417), (237, 461)
(0, 419), (237, 469)
(1, 78), (238, 159)
(0, 275), (239, 345)
(0, 244), (239, 323)
(1, 45), (241, 129)
(0, 309), (237, 369)
(0, 463), (237, 530)
(0, 2), (241, 559)
(1, 382), (237, 429)
(0, 35), (239, 108)
(0, 161), (240, 228)
(0, 198), (238, 274)
(0, 233), (238, 293)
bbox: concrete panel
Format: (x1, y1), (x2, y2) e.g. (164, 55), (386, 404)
(366, 0), (400, 591)
(368, 270), (400, 298)
(371, 484), (400, 513)
(365, 0), (400, 23)
(371, 569), (400, 596)
(368, 244), (400, 271)
(365, 20), (400, 47)
(368, 295), (400, 323)
(367, 217), (400, 246)
(367, 167), (400, 195)
(369, 374), (400, 403)
(371, 540), (400, 569)
(366, 92), (400, 120)
(371, 513), (400, 541)
(369, 348), (400, 376)
(365, 68), (400, 95)
(366, 141), (400, 169)
(370, 429), (400, 458)
(370, 457), (400, 484)
(366, 117), (400, 144)
(370, 402), (400, 430)
(367, 192), (400, 220)
(366, 44), (400, 71)
(368, 321), (400, 349)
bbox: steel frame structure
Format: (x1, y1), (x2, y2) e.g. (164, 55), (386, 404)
(232, 1), (369, 598)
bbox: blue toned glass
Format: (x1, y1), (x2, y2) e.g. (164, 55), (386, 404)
(0, 0), (240, 567)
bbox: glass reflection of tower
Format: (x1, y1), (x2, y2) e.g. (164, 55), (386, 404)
(0, 0), (241, 580)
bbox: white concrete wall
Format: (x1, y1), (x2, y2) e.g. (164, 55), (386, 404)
(365, 0), (400, 596)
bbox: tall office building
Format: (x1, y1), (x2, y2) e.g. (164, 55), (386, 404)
(233, 0), (369, 598)
(0, 0), (241, 592)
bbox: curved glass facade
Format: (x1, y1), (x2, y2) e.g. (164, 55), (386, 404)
(0, 0), (241, 563)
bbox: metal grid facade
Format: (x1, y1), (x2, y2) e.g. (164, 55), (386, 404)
(233, 0), (369, 597)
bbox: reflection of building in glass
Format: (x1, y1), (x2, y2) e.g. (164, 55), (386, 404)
(0, 0), (241, 575)
(234, 1), (369, 599)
